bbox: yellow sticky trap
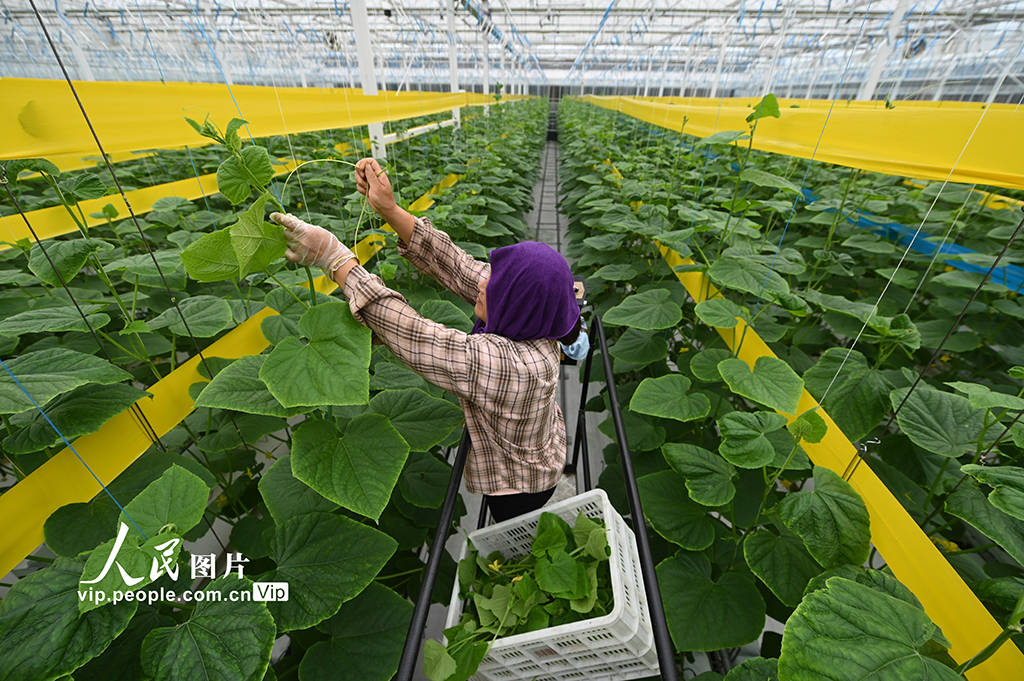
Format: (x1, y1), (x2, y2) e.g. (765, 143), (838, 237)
(584, 95), (1024, 191)
(0, 159), (301, 251)
(0, 174), (462, 580)
(1, 79), (516, 163)
(658, 243), (1024, 678)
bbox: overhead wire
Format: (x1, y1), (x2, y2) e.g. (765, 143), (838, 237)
(26, 0), (260, 514)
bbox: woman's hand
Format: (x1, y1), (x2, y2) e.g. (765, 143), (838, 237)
(354, 157), (416, 243)
(354, 157), (398, 218)
(270, 212), (355, 276)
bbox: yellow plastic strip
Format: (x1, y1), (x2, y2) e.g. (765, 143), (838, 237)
(903, 179), (1023, 211)
(0, 160), (299, 249)
(659, 246), (1023, 678)
(583, 95), (1024, 191)
(39, 149), (159, 174)
(2, 112), (488, 250)
(0, 174), (460, 580)
(1, 77), (519, 162)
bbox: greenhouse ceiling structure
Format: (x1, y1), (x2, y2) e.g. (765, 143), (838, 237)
(3, 1), (1023, 101)
(4, 1), (1024, 681)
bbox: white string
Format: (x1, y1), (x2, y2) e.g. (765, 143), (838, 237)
(901, 184), (977, 315)
(255, 10), (311, 223)
(817, 81), (1015, 407)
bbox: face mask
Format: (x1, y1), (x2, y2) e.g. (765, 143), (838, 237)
(561, 330), (590, 361)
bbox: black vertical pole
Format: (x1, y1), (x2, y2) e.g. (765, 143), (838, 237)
(396, 428), (471, 681)
(566, 340), (595, 492)
(594, 316), (679, 681)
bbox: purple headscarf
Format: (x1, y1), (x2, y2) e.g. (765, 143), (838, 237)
(471, 241), (579, 341)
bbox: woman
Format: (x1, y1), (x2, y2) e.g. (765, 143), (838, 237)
(269, 157), (587, 523)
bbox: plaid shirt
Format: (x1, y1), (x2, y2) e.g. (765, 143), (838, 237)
(344, 216), (567, 495)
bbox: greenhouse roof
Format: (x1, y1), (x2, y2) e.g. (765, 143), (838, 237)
(3, 1), (1023, 98)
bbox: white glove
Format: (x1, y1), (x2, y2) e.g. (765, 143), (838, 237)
(270, 212), (355, 276)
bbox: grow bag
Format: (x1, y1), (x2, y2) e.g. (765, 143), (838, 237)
(444, 489), (658, 681)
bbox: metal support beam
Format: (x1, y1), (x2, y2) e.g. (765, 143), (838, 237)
(710, 29), (731, 99)
(380, 117), (458, 145)
(858, 0), (910, 101)
(482, 3), (491, 113)
(447, 0), (461, 128)
(350, 0), (385, 160)
(762, 3), (793, 96)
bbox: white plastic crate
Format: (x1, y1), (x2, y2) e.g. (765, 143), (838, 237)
(444, 489), (660, 681)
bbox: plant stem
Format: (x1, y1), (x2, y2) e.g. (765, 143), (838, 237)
(303, 266), (319, 306)
(266, 273), (310, 310)
(375, 567), (424, 580)
(752, 441), (802, 525)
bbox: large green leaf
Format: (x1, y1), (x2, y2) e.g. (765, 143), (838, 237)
(690, 348), (733, 382)
(718, 356), (803, 415)
(260, 300), (372, 408)
(747, 93), (781, 122)
(3, 383), (148, 454)
(695, 130), (750, 147)
(229, 195), (287, 278)
(743, 530), (821, 606)
(398, 452), (453, 508)
(28, 238), (112, 287)
(724, 658), (778, 681)
(180, 229), (239, 283)
(803, 348), (889, 441)
(43, 453), (216, 558)
(418, 300), (473, 333)
(946, 479), (1024, 566)
(657, 553), (765, 651)
(961, 464), (1024, 521)
(0, 557), (137, 681)
(258, 511), (397, 631)
(718, 411), (788, 469)
(779, 577), (959, 681)
(946, 381), (1024, 412)
(78, 529), (185, 614)
(707, 257), (789, 297)
(661, 442), (737, 506)
(291, 415), (409, 520)
(59, 173), (107, 202)
(0, 304), (110, 337)
(739, 168), (799, 193)
(141, 577), (275, 681)
(890, 385), (989, 457)
(629, 374), (710, 423)
(106, 250), (184, 276)
(217, 146), (274, 205)
(638, 470), (715, 550)
(300, 583), (413, 681)
(119, 464), (211, 537)
(603, 289), (682, 330)
(148, 295), (234, 337)
(778, 466), (870, 568)
(258, 454), (338, 524)
(694, 298), (747, 328)
(368, 388), (464, 450)
(608, 328), (667, 368)
(598, 410), (666, 452)
(593, 262), (643, 281)
(0, 348), (132, 415)
(194, 355), (298, 417)
(260, 285), (335, 344)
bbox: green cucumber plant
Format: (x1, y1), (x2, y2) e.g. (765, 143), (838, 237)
(424, 511), (613, 681)
(0, 99), (550, 681)
(558, 96), (1024, 678)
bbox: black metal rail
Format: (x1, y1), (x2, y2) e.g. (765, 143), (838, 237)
(395, 311), (679, 681)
